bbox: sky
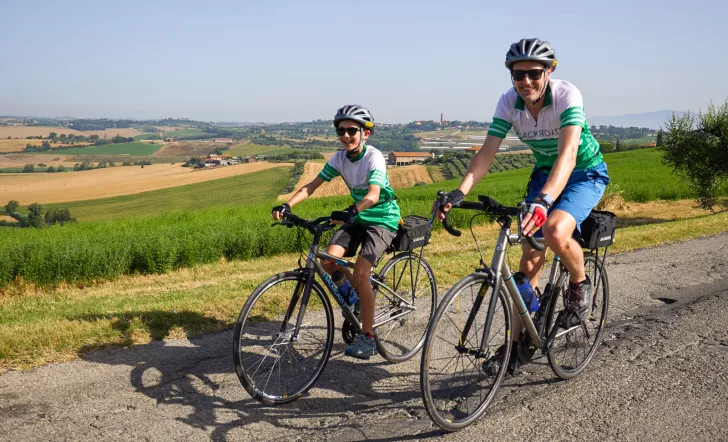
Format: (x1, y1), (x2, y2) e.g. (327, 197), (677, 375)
(0, 0), (723, 124)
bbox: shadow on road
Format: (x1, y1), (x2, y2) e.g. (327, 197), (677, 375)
(76, 310), (426, 441)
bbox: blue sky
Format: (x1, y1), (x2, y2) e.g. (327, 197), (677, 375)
(0, 0), (723, 123)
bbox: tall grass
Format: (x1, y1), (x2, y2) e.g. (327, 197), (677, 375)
(2, 148), (726, 288)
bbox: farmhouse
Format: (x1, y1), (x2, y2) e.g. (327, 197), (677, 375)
(387, 152), (433, 166)
(213, 138), (233, 143)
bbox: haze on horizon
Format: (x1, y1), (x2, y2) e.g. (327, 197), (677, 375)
(0, 0), (723, 124)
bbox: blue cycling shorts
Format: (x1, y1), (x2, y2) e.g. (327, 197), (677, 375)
(526, 161), (610, 236)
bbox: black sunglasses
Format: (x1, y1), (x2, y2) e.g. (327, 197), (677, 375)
(336, 127), (361, 136)
(511, 68), (547, 82)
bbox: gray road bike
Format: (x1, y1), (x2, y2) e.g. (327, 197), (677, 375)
(234, 212), (437, 404)
(420, 192), (610, 431)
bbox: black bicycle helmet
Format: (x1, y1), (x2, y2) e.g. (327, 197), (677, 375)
(333, 105), (374, 131)
(505, 38), (558, 71)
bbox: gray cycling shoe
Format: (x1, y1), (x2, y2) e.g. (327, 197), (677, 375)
(567, 278), (591, 323)
(344, 333), (377, 360)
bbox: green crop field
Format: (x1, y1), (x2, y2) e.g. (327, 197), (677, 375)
(44, 166), (292, 222)
(55, 142), (162, 156)
(2, 148), (726, 288)
(133, 134), (162, 141)
(624, 136), (656, 145)
(163, 129), (207, 139)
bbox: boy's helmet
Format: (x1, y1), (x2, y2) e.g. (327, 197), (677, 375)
(334, 105), (375, 131)
(505, 38), (558, 70)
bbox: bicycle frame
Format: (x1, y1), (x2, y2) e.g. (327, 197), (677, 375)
(284, 225), (424, 341)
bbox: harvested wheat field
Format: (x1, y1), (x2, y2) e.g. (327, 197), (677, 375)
(0, 162), (289, 205)
(0, 215), (16, 223)
(0, 140), (89, 154)
(0, 154), (72, 168)
(279, 162), (432, 200)
(0, 126), (88, 138)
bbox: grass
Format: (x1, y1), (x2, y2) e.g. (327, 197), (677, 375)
(163, 129), (207, 139)
(133, 133), (162, 141)
(1, 204), (726, 371)
(56, 142), (162, 156)
(227, 143), (329, 157)
(44, 166), (293, 222)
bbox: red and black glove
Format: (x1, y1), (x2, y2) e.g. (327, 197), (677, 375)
(330, 205), (359, 224)
(526, 201), (548, 230)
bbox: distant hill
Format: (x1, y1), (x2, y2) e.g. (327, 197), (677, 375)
(589, 110), (686, 130)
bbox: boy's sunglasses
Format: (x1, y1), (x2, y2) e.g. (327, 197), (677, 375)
(511, 68), (547, 82)
(336, 127), (361, 136)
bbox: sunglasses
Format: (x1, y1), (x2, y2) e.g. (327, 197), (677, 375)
(336, 127), (361, 136)
(511, 68), (547, 82)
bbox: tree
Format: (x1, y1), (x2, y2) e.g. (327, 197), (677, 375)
(49, 132), (58, 142)
(660, 100), (728, 210)
(5, 200), (19, 214)
(598, 141), (615, 154)
(27, 203), (44, 227)
(22, 164), (35, 173)
(655, 129), (664, 147)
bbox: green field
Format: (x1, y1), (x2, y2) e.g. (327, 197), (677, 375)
(55, 142), (162, 156)
(133, 134), (162, 141)
(45, 166), (292, 222)
(163, 129), (207, 139)
(624, 136), (656, 145)
(2, 148), (727, 288)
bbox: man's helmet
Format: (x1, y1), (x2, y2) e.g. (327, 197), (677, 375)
(333, 105), (375, 131)
(505, 38), (558, 71)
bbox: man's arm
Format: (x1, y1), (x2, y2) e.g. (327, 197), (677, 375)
(457, 135), (503, 195)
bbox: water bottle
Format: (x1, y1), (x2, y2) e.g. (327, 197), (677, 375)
(514, 272), (539, 313)
(332, 271), (359, 306)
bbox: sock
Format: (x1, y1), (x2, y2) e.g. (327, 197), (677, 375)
(364, 332), (375, 339)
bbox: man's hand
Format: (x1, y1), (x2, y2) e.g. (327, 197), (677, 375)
(330, 205), (358, 225)
(272, 203), (291, 221)
(436, 189), (464, 222)
(521, 201), (548, 237)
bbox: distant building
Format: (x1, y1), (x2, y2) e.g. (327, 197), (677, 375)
(165, 137), (174, 142)
(213, 138), (233, 143)
(387, 152), (433, 166)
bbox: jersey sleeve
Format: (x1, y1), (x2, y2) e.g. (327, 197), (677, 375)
(559, 85), (587, 129)
(487, 93), (513, 139)
(367, 151), (387, 188)
(317, 156), (340, 182)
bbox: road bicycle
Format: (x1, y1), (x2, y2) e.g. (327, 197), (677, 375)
(420, 192), (611, 431)
(234, 212), (437, 404)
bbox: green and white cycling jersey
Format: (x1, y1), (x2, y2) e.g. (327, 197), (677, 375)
(487, 79), (603, 170)
(318, 144), (401, 232)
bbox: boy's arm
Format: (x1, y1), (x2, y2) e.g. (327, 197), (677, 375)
(287, 176), (325, 208)
(355, 184), (381, 212)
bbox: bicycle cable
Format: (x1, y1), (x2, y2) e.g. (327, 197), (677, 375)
(468, 213), (488, 268)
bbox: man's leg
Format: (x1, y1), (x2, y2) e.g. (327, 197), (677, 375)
(541, 210), (585, 283)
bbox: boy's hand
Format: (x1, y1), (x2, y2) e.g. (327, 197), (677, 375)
(437, 189), (464, 222)
(272, 203), (291, 221)
(330, 205), (358, 225)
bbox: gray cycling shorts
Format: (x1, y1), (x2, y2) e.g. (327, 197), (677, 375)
(329, 223), (396, 266)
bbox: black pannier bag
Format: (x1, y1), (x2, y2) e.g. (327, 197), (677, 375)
(390, 215), (432, 251)
(578, 210), (617, 249)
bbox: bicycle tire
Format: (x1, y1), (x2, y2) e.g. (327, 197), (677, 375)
(546, 253), (609, 379)
(233, 271), (334, 404)
(420, 273), (512, 431)
(373, 252), (437, 363)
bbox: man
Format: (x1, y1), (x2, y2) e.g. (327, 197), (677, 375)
(439, 38), (610, 370)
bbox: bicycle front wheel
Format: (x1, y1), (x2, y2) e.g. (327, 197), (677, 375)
(546, 253), (609, 379)
(233, 271), (334, 404)
(374, 252), (437, 362)
(420, 273), (511, 432)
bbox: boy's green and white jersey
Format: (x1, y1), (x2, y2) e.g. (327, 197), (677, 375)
(318, 144), (400, 231)
(487, 79), (603, 170)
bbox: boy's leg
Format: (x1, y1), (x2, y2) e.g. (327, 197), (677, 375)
(344, 225), (395, 359)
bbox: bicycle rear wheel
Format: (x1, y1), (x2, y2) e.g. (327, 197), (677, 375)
(373, 252), (437, 362)
(233, 271), (334, 404)
(420, 273), (511, 432)
(546, 253), (609, 379)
